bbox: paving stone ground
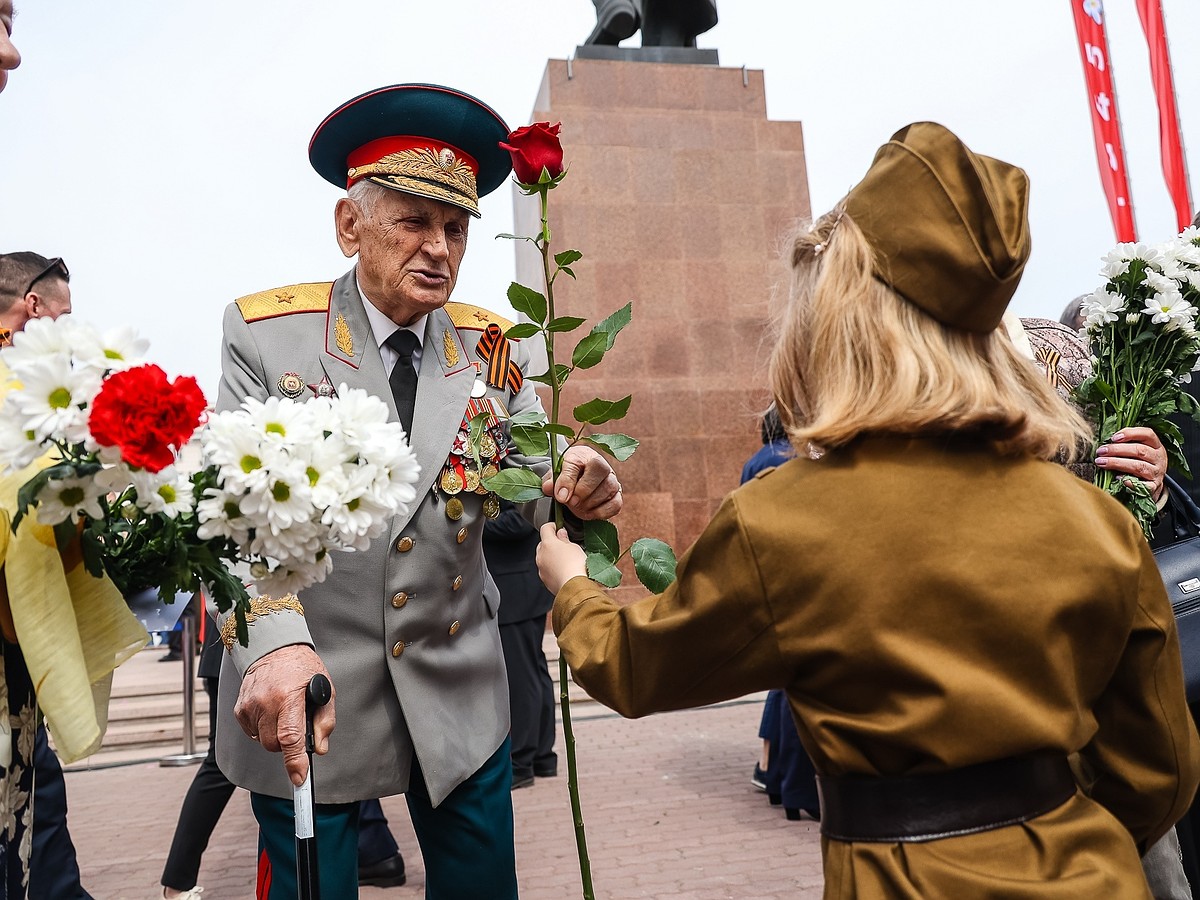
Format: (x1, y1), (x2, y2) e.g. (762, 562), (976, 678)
(65, 699), (825, 899)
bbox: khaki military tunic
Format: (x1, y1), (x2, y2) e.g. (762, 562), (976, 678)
(554, 435), (1200, 899)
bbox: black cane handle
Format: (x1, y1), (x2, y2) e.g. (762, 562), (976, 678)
(304, 674), (331, 753)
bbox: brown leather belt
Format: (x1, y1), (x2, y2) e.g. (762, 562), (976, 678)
(816, 752), (1077, 843)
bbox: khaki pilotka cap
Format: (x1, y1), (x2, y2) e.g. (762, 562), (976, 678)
(843, 122), (1031, 334)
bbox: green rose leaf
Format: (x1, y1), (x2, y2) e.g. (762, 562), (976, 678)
(511, 425), (551, 457)
(584, 433), (639, 461)
(590, 301), (632, 350)
(574, 396), (632, 425)
(509, 409), (548, 427)
(631, 538), (678, 593)
(482, 467), (545, 502)
(571, 332), (609, 370)
(555, 249), (583, 267)
(547, 316), (586, 333)
(495, 233), (537, 244)
(559, 267), (577, 280)
(528, 364), (571, 390)
(507, 282), (548, 325)
(586, 552), (622, 588)
(505, 322), (542, 340)
(545, 423), (576, 440)
(583, 519), (619, 559)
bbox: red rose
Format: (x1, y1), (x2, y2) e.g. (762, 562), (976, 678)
(89, 364), (208, 472)
(499, 122), (564, 185)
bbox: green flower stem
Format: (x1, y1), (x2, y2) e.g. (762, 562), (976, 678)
(536, 183), (595, 900)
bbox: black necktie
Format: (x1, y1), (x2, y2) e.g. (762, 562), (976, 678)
(385, 330), (419, 437)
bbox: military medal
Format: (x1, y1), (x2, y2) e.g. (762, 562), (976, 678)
(483, 493), (501, 519)
(278, 372), (305, 399)
(464, 467), (481, 493)
(440, 467), (464, 495)
(445, 497), (464, 521)
(307, 374), (337, 398)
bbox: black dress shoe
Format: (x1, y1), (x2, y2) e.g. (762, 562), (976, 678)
(533, 762), (558, 778)
(511, 772), (535, 790)
(358, 852), (406, 888)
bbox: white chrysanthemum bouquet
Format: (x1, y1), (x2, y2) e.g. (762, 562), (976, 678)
(1075, 226), (1200, 536)
(0, 316), (420, 644)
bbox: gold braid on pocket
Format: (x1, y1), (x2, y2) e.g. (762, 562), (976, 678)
(220, 594), (305, 650)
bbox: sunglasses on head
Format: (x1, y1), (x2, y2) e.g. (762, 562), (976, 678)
(21, 257), (69, 296)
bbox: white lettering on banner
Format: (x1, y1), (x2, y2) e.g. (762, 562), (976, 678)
(1095, 92), (1112, 122)
(1105, 143), (1119, 171)
(1085, 42), (1105, 71)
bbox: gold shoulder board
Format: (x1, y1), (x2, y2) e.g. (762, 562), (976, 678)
(445, 301), (515, 333)
(236, 283), (333, 323)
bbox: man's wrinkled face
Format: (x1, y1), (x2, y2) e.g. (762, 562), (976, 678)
(336, 189), (469, 327)
(0, 0), (20, 94)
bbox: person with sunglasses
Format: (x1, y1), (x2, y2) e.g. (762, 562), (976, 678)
(0, 254), (71, 344)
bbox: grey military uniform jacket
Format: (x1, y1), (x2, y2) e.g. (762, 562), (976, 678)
(211, 268), (548, 806)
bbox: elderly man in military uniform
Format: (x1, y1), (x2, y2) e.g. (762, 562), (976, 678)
(211, 84), (622, 900)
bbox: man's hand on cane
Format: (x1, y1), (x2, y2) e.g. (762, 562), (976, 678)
(236, 644), (336, 786)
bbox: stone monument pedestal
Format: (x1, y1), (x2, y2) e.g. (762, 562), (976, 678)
(513, 58), (811, 599)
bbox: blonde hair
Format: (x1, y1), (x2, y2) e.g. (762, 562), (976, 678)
(768, 210), (1094, 461)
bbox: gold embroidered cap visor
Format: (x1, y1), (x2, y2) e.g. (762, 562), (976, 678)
(842, 122), (1032, 334)
(308, 83), (513, 218)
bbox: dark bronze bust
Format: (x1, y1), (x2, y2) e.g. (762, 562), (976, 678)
(586, 0), (717, 48)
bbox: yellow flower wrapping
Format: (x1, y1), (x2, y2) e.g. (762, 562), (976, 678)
(0, 363), (148, 763)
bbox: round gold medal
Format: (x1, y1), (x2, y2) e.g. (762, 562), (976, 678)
(478, 464), (498, 494)
(464, 468), (481, 493)
(445, 497), (465, 521)
(483, 494), (501, 519)
(479, 433), (498, 459)
(440, 468), (464, 495)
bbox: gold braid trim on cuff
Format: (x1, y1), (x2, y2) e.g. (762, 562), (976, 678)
(220, 594), (304, 651)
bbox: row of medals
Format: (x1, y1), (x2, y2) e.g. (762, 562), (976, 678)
(439, 425), (506, 521)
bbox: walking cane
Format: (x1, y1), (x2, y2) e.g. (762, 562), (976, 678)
(296, 673), (331, 900)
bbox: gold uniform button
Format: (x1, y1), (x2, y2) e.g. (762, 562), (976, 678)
(449, 620), (461, 636)
(456, 527), (468, 544)
(396, 536), (414, 552)
(452, 575), (463, 591)
(391, 641), (405, 658)
(391, 592), (408, 609)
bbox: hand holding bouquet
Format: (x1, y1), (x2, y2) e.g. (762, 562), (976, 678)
(1075, 227), (1200, 536)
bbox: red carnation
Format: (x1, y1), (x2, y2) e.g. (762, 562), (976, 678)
(499, 122), (564, 185)
(89, 364), (208, 472)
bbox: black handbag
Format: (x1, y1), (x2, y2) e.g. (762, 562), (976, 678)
(1153, 477), (1200, 703)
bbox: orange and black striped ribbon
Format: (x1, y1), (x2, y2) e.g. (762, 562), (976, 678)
(476, 323), (523, 393)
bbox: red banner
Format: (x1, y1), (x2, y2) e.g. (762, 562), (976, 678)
(1136, 0), (1193, 232)
(1071, 1), (1137, 241)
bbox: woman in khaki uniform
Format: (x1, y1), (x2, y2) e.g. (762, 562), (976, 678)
(537, 122), (1200, 899)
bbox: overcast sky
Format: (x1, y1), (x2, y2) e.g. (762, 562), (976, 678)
(2, 1), (1198, 399)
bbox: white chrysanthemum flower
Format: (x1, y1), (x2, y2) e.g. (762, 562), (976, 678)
(1082, 287), (1125, 329)
(203, 417), (281, 493)
(238, 460), (315, 531)
(72, 325), (151, 374)
(196, 486), (252, 545)
(1101, 256), (1130, 279)
(7, 355), (102, 445)
(329, 386), (392, 445)
(1126, 312), (1142, 325)
(1143, 291), (1192, 325)
(1110, 241), (1166, 268)
(1, 315), (82, 376)
(249, 518), (323, 562)
(0, 408), (46, 472)
(240, 395), (321, 447)
(304, 438), (353, 509)
(35, 473), (105, 525)
(135, 468), (194, 519)
(1144, 268), (1181, 296)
